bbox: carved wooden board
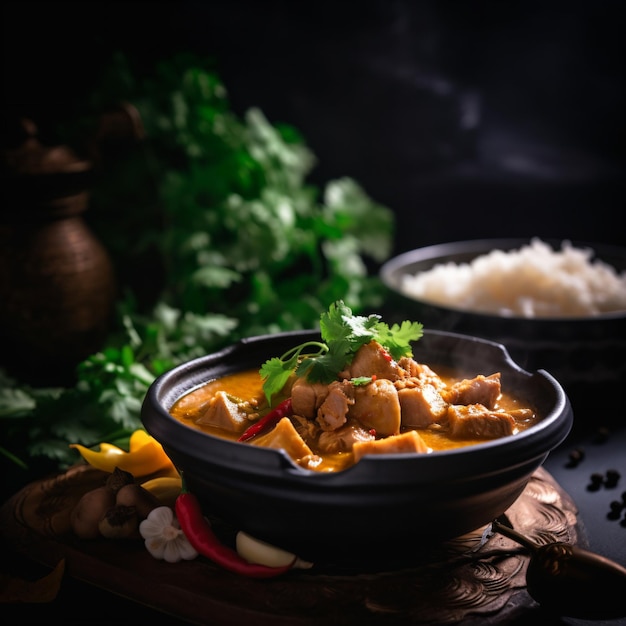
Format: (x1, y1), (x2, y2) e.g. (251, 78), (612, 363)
(0, 465), (584, 625)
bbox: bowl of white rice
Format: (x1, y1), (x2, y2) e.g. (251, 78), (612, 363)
(380, 238), (626, 422)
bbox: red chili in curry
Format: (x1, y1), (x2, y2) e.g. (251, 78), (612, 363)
(238, 398), (293, 442)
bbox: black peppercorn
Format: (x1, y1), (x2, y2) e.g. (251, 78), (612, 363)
(566, 447), (585, 467)
(608, 500), (624, 520)
(605, 469), (621, 488)
(587, 472), (603, 491)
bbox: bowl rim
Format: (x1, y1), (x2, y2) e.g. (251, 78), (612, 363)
(380, 237), (626, 322)
(141, 328), (573, 487)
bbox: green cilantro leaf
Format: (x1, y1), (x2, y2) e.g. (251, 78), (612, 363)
(260, 342), (328, 405)
(351, 376), (374, 386)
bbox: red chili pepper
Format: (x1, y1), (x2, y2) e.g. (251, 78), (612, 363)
(237, 398), (293, 442)
(175, 490), (295, 578)
(380, 347), (393, 362)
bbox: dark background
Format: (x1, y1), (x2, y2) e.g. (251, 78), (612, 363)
(3, 0), (625, 253)
(2, 5), (626, 622)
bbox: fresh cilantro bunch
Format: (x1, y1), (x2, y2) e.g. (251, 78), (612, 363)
(86, 53), (395, 331)
(260, 300), (423, 404)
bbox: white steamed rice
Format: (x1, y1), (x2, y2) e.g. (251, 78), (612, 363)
(400, 238), (626, 318)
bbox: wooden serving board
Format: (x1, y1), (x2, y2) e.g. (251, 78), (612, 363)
(0, 465), (584, 625)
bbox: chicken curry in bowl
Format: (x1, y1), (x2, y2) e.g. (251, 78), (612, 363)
(170, 301), (540, 472)
(141, 302), (572, 562)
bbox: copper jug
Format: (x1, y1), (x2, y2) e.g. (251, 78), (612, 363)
(0, 118), (117, 386)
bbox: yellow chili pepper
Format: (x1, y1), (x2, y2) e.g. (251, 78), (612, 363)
(140, 475), (183, 507)
(70, 430), (176, 477)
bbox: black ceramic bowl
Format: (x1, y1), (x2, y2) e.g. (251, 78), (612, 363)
(380, 238), (626, 421)
(141, 328), (573, 568)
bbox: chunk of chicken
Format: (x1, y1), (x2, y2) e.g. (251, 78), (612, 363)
(396, 358), (445, 389)
(343, 341), (404, 381)
(195, 391), (253, 433)
(352, 430), (430, 462)
(398, 383), (448, 428)
(318, 422), (375, 454)
(349, 378), (401, 436)
(447, 404), (516, 439)
(290, 414), (320, 447)
(316, 380), (355, 432)
(291, 377), (330, 419)
(251, 416), (314, 460)
(396, 356), (420, 377)
(507, 408), (536, 421)
(442, 373), (501, 409)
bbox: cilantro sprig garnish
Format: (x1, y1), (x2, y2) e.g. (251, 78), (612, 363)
(259, 300), (423, 405)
